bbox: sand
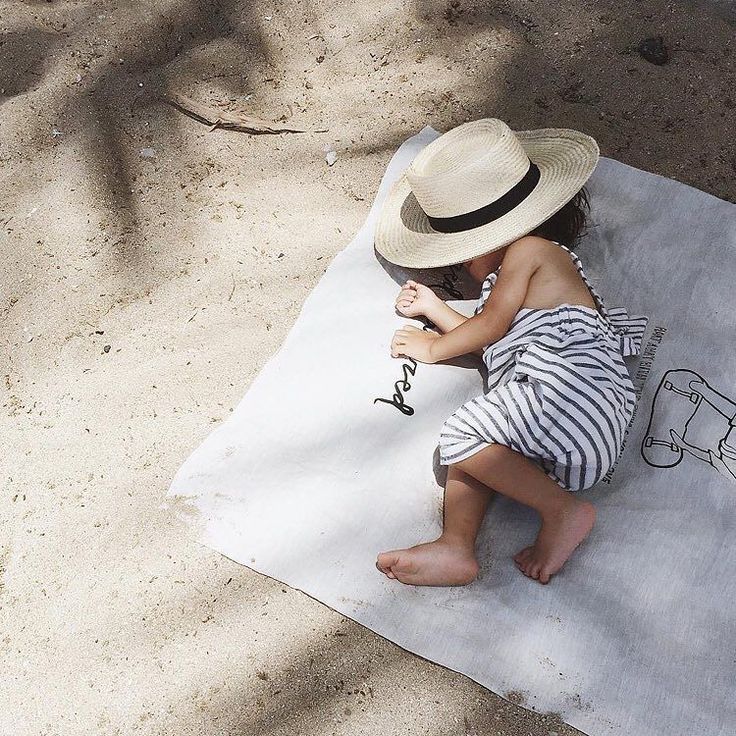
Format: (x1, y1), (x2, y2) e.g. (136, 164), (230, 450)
(1, 0), (734, 734)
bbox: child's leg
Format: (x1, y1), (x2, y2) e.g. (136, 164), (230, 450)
(375, 465), (494, 586)
(454, 444), (595, 584)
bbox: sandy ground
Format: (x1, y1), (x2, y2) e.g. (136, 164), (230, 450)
(1, 1), (734, 734)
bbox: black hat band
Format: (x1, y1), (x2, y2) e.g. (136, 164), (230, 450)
(425, 161), (541, 234)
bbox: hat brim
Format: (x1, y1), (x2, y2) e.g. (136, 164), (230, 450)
(374, 127), (600, 269)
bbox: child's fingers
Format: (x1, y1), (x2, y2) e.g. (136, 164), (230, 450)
(390, 337), (405, 357)
(395, 292), (415, 306)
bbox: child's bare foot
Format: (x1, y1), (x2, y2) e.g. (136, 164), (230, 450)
(513, 499), (596, 584)
(376, 537), (479, 586)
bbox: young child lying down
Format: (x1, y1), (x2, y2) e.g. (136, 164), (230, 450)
(373, 119), (646, 585)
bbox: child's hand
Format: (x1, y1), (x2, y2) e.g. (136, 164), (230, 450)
(395, 280), (440, 319)
(391, 324), (440, 364)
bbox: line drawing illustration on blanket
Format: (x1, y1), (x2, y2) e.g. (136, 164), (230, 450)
(641, 368), (736, 482)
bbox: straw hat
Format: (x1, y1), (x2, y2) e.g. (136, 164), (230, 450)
(374, 118), (599, 269)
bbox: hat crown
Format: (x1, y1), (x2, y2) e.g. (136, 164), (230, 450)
(406, 119), (531, 218)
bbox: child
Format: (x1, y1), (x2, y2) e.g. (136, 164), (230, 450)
(373, 119), (646, 586)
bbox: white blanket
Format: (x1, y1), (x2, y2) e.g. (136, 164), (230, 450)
(167, 127), (736, 736)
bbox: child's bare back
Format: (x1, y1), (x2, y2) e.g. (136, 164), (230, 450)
(517, 238), (599, 313)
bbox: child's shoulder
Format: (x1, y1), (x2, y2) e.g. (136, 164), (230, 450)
(501, 235), (560, 266)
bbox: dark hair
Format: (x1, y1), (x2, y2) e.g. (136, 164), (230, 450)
(528, 186), (591, 249)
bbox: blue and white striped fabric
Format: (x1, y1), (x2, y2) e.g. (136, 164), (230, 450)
(438, 242), (648, 491)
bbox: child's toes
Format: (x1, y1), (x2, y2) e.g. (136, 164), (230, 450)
(376, 551), (401, 576)
(520, 561), (535, 577)
(538, 568), (552, 585)
(375, 561), (396, 579)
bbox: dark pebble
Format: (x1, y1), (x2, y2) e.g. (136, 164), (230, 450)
(638, 36), (669, 65)
(103, 345), (111, 353)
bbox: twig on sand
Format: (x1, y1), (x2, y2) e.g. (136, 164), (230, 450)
(159, 93), (308, 134)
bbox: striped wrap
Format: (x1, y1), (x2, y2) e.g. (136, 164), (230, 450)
(438, 243), (648, 491)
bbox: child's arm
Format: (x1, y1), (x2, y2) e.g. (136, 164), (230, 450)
(429, 243), (540, 362)
(424, 300), (471, 334)
(425, 302), (488, 358)
(395, 280), (466, 332)
(394, 280), (482, 356)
